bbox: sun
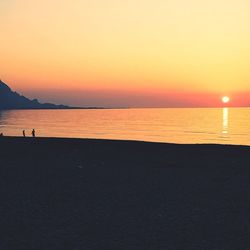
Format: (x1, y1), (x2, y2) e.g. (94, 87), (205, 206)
(222, 96), (230, 104)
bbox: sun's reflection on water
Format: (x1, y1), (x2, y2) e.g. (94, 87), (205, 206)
(222, 108), (229, 134)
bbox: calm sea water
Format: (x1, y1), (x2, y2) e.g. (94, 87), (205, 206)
(0, 108), (249, 145)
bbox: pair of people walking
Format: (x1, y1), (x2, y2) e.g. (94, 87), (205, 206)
(23, 129), (36, 138)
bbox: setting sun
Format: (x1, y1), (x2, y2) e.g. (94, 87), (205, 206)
(222, 96), (230, 104)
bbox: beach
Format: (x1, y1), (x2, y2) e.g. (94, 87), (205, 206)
(0, 137), (250, 249)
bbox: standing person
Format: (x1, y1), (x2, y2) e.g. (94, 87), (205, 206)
(32, 129), (36, 137)
(23, 130), (26, 137)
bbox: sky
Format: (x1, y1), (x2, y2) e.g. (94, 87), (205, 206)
(1, 0), (250, 107)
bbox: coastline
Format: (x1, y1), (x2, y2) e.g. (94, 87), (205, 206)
(1, 137), (250, 249)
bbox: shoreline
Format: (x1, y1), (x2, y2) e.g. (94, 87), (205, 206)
(1, 135), (250, 147)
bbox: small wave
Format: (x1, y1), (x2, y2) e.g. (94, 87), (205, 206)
(184, 131), (216, 135)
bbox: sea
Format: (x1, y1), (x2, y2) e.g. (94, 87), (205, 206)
(0, 108), (249, 146)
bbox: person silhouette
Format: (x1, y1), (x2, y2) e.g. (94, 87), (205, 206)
(32, 129), (36, 137)
(23, 130), (26, 137)
(0, 133), (3, 137)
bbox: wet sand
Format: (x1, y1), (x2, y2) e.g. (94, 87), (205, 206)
(0, 137), (250, 249)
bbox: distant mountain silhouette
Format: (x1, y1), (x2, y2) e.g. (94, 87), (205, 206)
(0, 80), (69, 109)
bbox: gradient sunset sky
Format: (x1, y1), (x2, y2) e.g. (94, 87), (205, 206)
(1, 0), (250, 107)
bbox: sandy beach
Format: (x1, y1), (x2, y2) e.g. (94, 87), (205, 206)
(0, 137), (250, 249)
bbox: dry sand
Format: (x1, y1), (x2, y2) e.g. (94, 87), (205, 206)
(0, 137), (250, 249)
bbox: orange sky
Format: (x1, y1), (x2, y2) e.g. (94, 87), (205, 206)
(1, 0), (250, 107)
